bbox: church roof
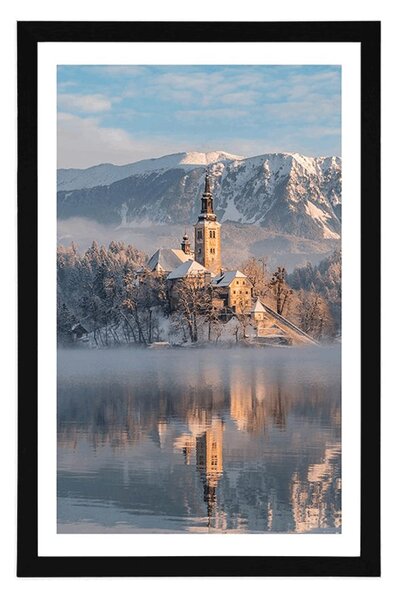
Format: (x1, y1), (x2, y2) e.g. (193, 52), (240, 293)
(251, 298), (267, 314)
(167, 259), (211, 280)
(212, 270), (248, 287)
(147, 248), (190, 273)
(259, 302), (319, 345)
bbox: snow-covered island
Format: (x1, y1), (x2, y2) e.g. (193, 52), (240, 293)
(58, 172), (340, 349)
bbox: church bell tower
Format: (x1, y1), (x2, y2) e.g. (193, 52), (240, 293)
(194, 171), (222, 274)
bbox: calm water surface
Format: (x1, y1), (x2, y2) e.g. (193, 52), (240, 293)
(57, 346), (341, 533)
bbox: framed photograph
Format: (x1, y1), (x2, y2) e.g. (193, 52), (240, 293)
(17, 21), (380, 577)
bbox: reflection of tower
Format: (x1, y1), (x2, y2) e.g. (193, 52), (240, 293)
(196, 420), (223, 520)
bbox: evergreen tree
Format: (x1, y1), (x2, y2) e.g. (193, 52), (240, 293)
(57, 302), (76, 345)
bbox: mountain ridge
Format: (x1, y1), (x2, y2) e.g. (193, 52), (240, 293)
(57, 150), (244, 191)
(57, 150), (342, 242)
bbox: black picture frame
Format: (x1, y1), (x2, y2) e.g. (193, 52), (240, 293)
(17, 20), (380, 577)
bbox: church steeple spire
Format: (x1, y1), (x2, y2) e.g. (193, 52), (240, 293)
(204, 170), (211, 195)
(200, 170), (215, 217)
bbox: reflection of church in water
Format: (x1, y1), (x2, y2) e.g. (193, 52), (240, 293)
(174, 417), (224, 526)
(58, 360), (341, 532)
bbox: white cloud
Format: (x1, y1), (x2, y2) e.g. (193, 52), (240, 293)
(58, 93), (112, 113)
(175, 108), (248, 121)
(58, 113), (140, 167)
(57, 112), (340, 170)
(57, 81), (78, 90)
(264, 98), (340, 125)
(220, 91), (259, 106)
(146, 72), (255, 108)
(57, 113), (205, 168)
(57, 112), (272, 169)
(91, 65), (149, 77)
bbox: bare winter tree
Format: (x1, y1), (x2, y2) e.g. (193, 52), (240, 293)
(297, 290), (335, 339)
(231, 319), (241, 343)
(270, 267), (294, 315)
(171, 276), (211, 343)
(241, 256), (270, 299)
(169, 311), (189, 344)
(236, 304), (252, 339)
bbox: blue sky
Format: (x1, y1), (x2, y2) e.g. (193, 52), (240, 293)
(57, 65), (341, 168)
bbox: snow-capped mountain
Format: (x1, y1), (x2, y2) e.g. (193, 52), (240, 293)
(57, 151), (341, 241)
(57, 151), (243, 191)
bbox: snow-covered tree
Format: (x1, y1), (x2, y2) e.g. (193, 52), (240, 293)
(287, 250), (341, 332)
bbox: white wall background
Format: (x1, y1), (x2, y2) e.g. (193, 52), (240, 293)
(1, 0), (393, 597)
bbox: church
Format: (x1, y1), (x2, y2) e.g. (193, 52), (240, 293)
(145, 171), (317, 345)
(146, 171), (253, 314)
(144, 172), (221, 275)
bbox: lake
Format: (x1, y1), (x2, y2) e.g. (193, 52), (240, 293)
(57, 345), (341, 533)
